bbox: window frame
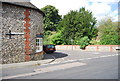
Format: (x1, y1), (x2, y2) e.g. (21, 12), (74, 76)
(36, 38), (43, 53)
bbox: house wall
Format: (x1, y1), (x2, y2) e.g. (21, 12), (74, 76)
(1, 3), (44, 64)
(0, 2), (2, 64)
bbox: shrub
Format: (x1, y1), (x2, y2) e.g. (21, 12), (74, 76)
(75, 36), (90, 49)
(51, 32), (64, 45)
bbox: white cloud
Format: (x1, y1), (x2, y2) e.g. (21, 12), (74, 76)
(30, 0), (118, 22)
(1, 0), (30, 2)
(88, 0), (119, 3)
(113, 15), (118, 21)
(31, 0), (89, 15)
(85, 2), (112, 21)
(51, 0), (89, 15)
(87, 2), (111, 16)
(109, 10), (118, 21)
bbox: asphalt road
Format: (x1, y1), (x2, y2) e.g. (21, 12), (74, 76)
(2, 51), (119, 79)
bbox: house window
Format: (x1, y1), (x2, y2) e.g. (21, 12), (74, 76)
(36, 38), (43, 52)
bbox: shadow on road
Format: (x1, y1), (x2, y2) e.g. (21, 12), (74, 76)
(44, 52), (68, 59)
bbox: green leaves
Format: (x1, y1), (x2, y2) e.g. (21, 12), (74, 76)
(42, 6), (98, 46)
(51, 32), (64, 45)
(41, 5), (119, 46)
(41, 5), (61, 31)
(98, 18), (119, 45)
(57, 7), (97, 45)
(75, 36), (90, 49)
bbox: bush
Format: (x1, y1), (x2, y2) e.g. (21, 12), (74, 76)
(100, 34), (119, 45)
(90, 38), (100, 45)
(51, 32), (64, 45)
(75, 36), (90, 49)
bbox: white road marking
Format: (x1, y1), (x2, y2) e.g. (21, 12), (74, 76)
(93, 52), (100, 54)
(2, 71), (42, 79)
(51, 54), (119, 64)
(34, 62), (86, 72)
(2, 62), (86, 79)
(107, 55), (112, 57)
(100, 56), (108, 58)
(85, 58), (92, 60)
(92, 57), (100, 59)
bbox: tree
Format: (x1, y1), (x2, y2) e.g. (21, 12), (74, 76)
(98, 18), (120, 45)
(41, 5), (61, 31)
(57, 7), (97, 45)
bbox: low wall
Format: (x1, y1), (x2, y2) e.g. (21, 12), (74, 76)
(55, 45), (120, 52)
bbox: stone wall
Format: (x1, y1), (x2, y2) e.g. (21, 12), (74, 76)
(56, 45), (120, 52)
(0, 2), (2, 64)
(1, 3), (44, 64)
(29, 9), (44, 54)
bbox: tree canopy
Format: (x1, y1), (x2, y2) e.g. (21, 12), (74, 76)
(97, 18), (120, 45)
(41, 5), (119, 46)
(41, 5), (61, 31)
(56, 7), (97, 45)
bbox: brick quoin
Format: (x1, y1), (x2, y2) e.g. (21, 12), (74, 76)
(24, 9), (31, 61)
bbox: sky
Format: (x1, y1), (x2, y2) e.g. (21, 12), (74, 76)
(31, 0), (119, 22)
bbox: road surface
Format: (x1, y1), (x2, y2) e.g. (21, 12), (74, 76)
(2, 51), (119, 79)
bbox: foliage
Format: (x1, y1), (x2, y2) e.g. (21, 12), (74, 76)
(41, 5), (61, 31)
(43, 31), (55, 44)
(75, 36), (90, 49)
(51, 32), (64, 45)
(57, 7), (97, 45)
(43, 31), (52, 44)
(98, 18), (120, 45)
(44, 30), (52, 36)
(90, 38), (100, 45)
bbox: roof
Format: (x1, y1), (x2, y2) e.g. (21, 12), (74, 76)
(1, 1), (45, 16)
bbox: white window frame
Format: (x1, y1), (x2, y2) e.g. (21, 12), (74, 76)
(36, 38), (43, 53)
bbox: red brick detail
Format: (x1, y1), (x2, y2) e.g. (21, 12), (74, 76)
(96, 46), (99, 51)
(24, 29), (30, 33)
(25, 50), (31, 54)
(25, 55), (30, 61)
(24, 9), (31, 61)
(24, 33), (30, 38)
(24, 17), (30, 22)
(24, 40), (30, 44)
(24, 9), (30, 16)
(24, 22), (31, 27)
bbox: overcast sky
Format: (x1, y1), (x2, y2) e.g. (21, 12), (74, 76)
(31, 0), (119, 22)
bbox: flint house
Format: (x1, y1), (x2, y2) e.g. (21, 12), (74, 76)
(0, 2), (44, 64)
